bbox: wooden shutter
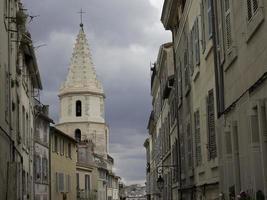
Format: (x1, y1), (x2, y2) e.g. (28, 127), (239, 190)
(207, 0), (212, 37)
(190, 29), (194, 74)
(187, 123), (193, 168)
(194, 111), (202, 166)
(217, 0), (225, 63)
(195, 18), (200, 65)
(252, 0), (259, 12)
(207, 90), (217, 159)
(200, 0), (206, 52)
(225, 0), (232, 51)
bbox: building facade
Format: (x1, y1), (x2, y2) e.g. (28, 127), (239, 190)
(34, 102), (54, 200)
(77, 140), (98, 200)
(146, 43), (175, 200)
(50, 127), (77, 200)
(0, 1), (45, 199)
(120, 185), (146, 200)
(146, 1), (267, 200)
(216, 0), (267, 199)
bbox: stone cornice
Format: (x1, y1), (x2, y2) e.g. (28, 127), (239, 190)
(58, 89), (105, 98)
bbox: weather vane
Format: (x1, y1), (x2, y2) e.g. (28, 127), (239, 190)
(78, 8), (86, 27)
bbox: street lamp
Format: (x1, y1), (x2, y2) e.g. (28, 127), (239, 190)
(157, 175), (164, 191)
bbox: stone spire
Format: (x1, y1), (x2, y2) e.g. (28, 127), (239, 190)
(59, 26), (104, 97)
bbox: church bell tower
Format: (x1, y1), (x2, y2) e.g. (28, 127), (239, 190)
(56, 23), (108, 157)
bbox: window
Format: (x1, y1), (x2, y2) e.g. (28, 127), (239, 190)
(250, 106), (260, 143)
(187, 123), (193, 168)
(207, 0), (212, 37)
(247, 0), (259, 21)
(67, 143), (72, 158)
(42, 157), (48, 183)
(172, 139), (179, 182)
(200, 0), (206, 52)
(184, 50), (190, 90)
(22, 170), (26, 196)
(43, 122), (48, 144)
(75, 129), (81, 142)
(76, 173), (80, 190)
(225, 0), (233, 51)
(194, 18), (200, 65)
(207, 89), (217, 159)
(26, 113), (29, 148)
(34, 155), (41, 182)
(85, 175), (90, 191)
(76, 100), (82, 117)
(5, 64), (9, 122)
(60, 139), (64, 155)
(22, 106), (25, 145)
(194, 110), (202, 166)
(225, 131), (232, 154)
(65, 174), (71, 192)
(57, 173), (64, 192)
(54, 135), (58, 153)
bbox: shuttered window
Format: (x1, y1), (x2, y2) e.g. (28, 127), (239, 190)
(247, 0), (259, 21)
(225, 131), (232, 154)
(187, 123), (193, 168)
(57, 173), (64, 192)
(5, 64), (10, 122)
(194, 110), (202, 166)
(172, 139), (179, 182)
(207, 0), (212, 37)
(250, 107), (260, 143)
(194, 18), (200, 65)
(184, 50), (190, 88)
(42, 157), (48, 183)
(217, 0), (225, 62)
(200, 0), (206, 52)
(65, 174), (71, 192)
(225, 0), (232, 51)
(190, 18), (200, 75)
(189, 29), (194, 74)
(207, 89), (217, 159)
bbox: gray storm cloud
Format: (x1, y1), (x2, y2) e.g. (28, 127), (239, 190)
(22, 0), (170, 184)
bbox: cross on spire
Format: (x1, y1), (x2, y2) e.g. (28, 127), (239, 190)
(78, 8), (86, 28)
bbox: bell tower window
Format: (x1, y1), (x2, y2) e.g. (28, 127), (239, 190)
(75, 129), (81, 142)
(76, 100), (82, 117)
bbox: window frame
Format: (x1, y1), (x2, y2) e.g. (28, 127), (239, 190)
(76, 100), (82, 117)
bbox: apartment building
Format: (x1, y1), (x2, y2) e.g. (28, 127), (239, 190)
(158, 0), (267, 200)
(216, 0), (267, 199)
(146, 43), (175, 200)
(77, 140), (98, 200)
(0, 1), (45, 199)
(159, 0), (220, 199)
(34, 102), (54, 200)
(50, 127), (77, 200)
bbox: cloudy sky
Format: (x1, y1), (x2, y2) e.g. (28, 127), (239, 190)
(22, 0), (170, 184)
